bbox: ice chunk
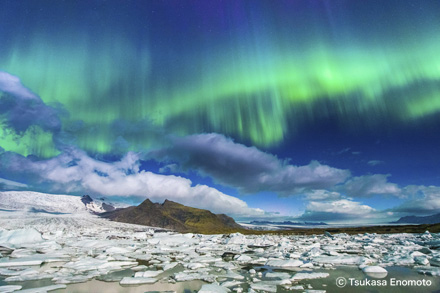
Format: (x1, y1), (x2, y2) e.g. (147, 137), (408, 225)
(362, 266), (387, 278)
(291, 272), (329, 281)
(220, 280), (243, 288)
(105, 247), (133, 254)
(235, 255), (252, 263)
(134, 270), (163, 278)
(0, 229), (43, 248)
(0, 268), (36, 276)
(52, 274), (94, 284)
(186, 263), (206, 270)
(220, 271), (245, 280)
(414, 256), (429, 265)
(131, 265), (148, 271)
(266, 259), (303, 267)
(15, 284), (67, 293)
(174, 271), (216, 283)
(0, 258), (42, 267)
(265, 272), (291, 279)
(0, 285), (22, 293)
(224, 233), (247, 245)
(418, 267), (440, 276)
(430, 256), (440, 267)
(250, 282), (277, 292)
(63, 257), (137, 273)
(199, 284), (231, 293)
(163, 262), (178, 271)
(312, 255), (365, 265)
(120, 277), (157, 285)
(10, 249), (36, 258)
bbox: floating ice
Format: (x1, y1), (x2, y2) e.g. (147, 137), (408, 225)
(312, 255), (365, 265)
(417, 266), (440, 276)
(0, 229), (43, 248)
(250, 281), (277, 292)
(361, 266), (388, 278)
(265, 272), (291, 279)
(0, 285), (22, 293)
(266, 259), (303, 267)
(291, 272), (329, 281)
(14, 284), (67, 293)
(119, 277), (157, 285)
(199, 284), (231, 293)
(235, 255), (252, 263)
(134, 270), (163, 278)
(0, 192), (439, 292)
(0, 258), (42, 267)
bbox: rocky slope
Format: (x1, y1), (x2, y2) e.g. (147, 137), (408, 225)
(101, 199), (243, 234)
(395, 213), (440, 224)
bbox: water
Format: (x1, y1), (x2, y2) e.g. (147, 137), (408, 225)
(2, 265), (438, 293)
(293, 266), (440, 293)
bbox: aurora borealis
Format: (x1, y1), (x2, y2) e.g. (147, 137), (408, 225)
(1, 0), (440, 223)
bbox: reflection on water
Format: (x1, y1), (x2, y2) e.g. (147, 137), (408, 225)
(1, 265), (439, 293)
(288, 266), (440, 293)
(54, 279), (205, 293)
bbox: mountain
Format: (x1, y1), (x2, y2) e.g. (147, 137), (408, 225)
(394, 213), (440, 224)
(249, 220), (327, 226)
(100, 199), (243, 234)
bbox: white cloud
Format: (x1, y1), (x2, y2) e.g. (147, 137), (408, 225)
(0, 71), (38, 100)
(0, 71), (61, 133)
(299, 199), (377, 222)
(307, 199), (375, 214)
(0, 177), (28, 189)
(367, 160), (384, 166)
(341, 174), (401, 197)
(152, 133), (350, 195)
(0, 149), (264, 217)
(304, 189), (342, 201)
(393, 185), (440, 215)
(158, 163), (178, 173)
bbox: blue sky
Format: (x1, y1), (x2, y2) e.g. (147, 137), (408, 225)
(1, 0), (440, 223)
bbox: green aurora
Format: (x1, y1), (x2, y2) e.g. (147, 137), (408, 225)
(1, 1), (440, 157)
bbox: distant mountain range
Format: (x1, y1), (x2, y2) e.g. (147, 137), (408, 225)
(101, 199), (243, 234)
(394, 213), (440, 224)
(249, 220), (327, 226)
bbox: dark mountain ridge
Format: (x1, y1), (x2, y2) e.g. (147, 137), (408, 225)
(250, 220), (327, 226)
(394, 213), (440, 224)
(100, 199), (243, 234)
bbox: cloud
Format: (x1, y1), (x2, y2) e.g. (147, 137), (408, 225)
(0, 149), (264, 217)
(0, 71), (61, 133)
(158, 163), (179, 174)
(304, 189), (342, 201)
(392, 185), (440, 215)
(0, 177), (28, 190)
(298, 199), (377, 222)
(368, 160), (384, 166)
(0, 71), (37, 99)
(340, 174), (401, 197)
(152, 133), (350, 195)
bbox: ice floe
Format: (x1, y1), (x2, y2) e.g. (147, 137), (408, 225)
(0, 193), (439, 292)
(361, 266), (388, 278)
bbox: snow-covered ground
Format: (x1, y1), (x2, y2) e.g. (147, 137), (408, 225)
(0, 191), (439, 292)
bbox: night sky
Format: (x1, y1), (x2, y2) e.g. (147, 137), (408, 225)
(1, 0), (440, 223)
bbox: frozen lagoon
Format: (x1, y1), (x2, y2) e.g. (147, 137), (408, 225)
(0, 210), (439, 292)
